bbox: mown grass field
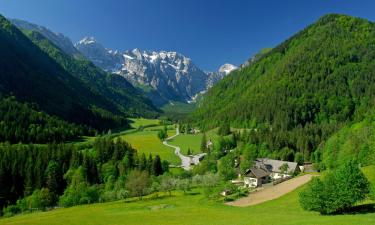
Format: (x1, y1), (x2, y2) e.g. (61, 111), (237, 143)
(168, 129), (220, 155)
(2, 178), (374, 225)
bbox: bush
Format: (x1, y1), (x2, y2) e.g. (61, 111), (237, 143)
(2, 205), (21, 218)
(125, 170), (150, 199)
(299, 160), (370, 214)
(59, 167), (100, 207)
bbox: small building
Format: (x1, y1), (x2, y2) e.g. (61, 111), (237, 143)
(243, 167), (270, 188)
(191, 128), (200, 134)
(206, 139), (213, 149)
(220, 189), (231, 197)
(255, 158), (300, 180)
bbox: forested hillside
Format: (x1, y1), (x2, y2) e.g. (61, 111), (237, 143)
(23, 30), (159, 118)
(0, 96), (90, 143)
(193, 14), (375, 160)
(318, 109), (375, 169)
(0, 15), (125, 129)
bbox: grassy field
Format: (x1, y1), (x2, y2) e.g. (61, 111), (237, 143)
(128, 118), (160, 129)
(120, 128), (180, 165)
(2, 181), (374, 225)
(168, 129), (220, 155)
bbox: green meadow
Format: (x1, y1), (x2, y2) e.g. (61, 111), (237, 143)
(168, 129), (220, 155)
(2, 174), (374, 225)
(128, 118), (161, 129)
(120, 127), (180, 165)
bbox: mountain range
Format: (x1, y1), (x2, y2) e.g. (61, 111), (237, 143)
(11, 19), (237, 107)
(2, 16), (158, 130)
(75, 37), (237, 106)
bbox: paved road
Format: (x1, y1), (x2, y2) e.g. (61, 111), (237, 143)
(226, 174), (314, 207)
(163, 128), (205, 170)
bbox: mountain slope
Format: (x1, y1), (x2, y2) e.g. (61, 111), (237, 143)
(75, 37), (236, 106)
(0, 15), (129, 129)
(318, 109), (375, 169)
(193, 14), (375, 157)
(0, 96), (87, 143)
(11, 19), (82, 58)
(23, 30), (159, 118)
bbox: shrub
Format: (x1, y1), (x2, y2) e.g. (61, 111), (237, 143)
(299, 160), (370, 214)
(2, 205), (21, 218)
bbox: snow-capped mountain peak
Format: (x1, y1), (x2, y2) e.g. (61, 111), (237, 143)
(75, 37), (236, 106)
(219, 63), (238, 75)
(78, 36), (97, 45)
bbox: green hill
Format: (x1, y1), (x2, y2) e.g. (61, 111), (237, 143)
(193, 14), (375, 159)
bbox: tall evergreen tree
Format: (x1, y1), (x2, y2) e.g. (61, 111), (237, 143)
(139, 153), (147, 171)
(152, 155), (163, 176)
(200, 133), (207, 152)
(147, 154), (153, 174)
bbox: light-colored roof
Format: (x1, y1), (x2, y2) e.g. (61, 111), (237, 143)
(255, 158), (299, 174)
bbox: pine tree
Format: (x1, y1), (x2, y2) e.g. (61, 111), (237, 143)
(147, 154), (153, 174)
(139, 153), (147, 171)
(152, 155), (163, 176)
(201, 133), (207, 152)
(45, 160), (59, 195)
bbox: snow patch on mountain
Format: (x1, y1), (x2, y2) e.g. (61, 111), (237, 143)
(75, 37), (237, 105)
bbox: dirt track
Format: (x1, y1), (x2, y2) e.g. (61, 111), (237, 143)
(226, 174), (314, 207)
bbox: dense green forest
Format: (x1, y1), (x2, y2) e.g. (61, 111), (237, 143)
(0, 96), (91, 143)
(193, 14), (375, 162)
(318, 109), (375, 169)
(0, 138), (168, 213)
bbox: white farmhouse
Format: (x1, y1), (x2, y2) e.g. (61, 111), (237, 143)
(243, 167), (270, 188)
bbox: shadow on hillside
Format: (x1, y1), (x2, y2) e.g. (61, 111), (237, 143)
(333, 203), (375, 215)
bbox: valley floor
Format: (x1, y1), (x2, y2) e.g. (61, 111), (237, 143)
(1, 184), (374, 225)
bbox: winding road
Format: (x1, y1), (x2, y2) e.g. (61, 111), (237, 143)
(163, 128), (206, 170)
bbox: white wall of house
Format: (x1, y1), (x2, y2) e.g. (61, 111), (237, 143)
(244, 177), (258, 188)
(271, 172), (290, 180)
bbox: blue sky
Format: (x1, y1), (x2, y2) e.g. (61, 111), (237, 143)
(1, 0), (375, 70)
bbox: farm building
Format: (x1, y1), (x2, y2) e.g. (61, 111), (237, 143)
(255, 158), (300, 180)
(243, 167), (270, 188)
(239, 158), (300, 188)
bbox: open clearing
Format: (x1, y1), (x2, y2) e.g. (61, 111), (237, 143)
(227, 174), (314, 207)
(120, 129), (179, 165)
(168, 129), (220, 155)
(128, 118), (160, 129)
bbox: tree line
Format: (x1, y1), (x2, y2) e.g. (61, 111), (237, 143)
(0, 96), (92, 143)
(0, 137), (168, 216)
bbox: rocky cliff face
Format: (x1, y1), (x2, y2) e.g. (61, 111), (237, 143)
(75, 37), (237, 106)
